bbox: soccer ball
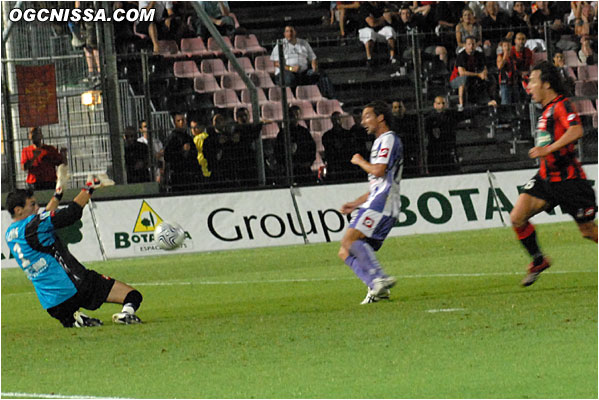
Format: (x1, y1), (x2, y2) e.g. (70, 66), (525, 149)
(154, 222), (185, 250)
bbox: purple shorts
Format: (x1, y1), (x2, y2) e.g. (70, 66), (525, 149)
(349, 208), (396, 250)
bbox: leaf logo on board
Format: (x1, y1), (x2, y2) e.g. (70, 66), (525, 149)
(133, 200), (163, 233)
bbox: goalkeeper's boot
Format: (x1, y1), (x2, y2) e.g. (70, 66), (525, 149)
(112, 312), (142, 325)
(521, 257), (551, 287)
(360, 288), (391, 305)
(73, 311), (103, 327)
(370, 276), (397, 297)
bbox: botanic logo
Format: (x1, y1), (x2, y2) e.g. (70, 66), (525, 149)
(114, 200), (163, 250)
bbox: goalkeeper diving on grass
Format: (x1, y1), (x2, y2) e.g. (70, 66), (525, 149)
(338, 101), (403, 304)
(4, 165), (144, 327)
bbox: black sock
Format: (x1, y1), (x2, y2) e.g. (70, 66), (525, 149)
(123, 290), (143, 312)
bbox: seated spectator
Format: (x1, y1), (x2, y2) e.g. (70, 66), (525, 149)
(123, 126), (150, 183)
(230, 107), (262, 186)
(480, 1), (513, 58)
(552, 51), (576, 96)
(337, 1), (361, 40)
(275, 105), (316, 184)
(510, 1), (532, 37)
(511, 32), (533, 81)
(455, 7), (483, 53)
(572, 1), (597, 37)
(136, 1), (174, 54)
(192, 1), (236, 39)
(392, 5), (448, 65)
(530, 1), (573, 50)
(496, 33), (532, 104)
(357, 1), (397, 67)
(390, 100), (419, 174)
(349, 107), (372, 161)
(578, 35), (597, 65)
(21, 127), (67, 191)
(271, 26), (319, 89)
(425, 96), (463, 174)
(321, 112), (356, 182)
(137, 120), (164, 183)
(451, 36), (491, 110)
(434, 1), (464, 51)
(497, 39), (520, 105)
(190, 118), (211, 179)
(163, 112), (200, 191)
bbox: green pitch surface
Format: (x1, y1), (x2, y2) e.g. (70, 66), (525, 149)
(2, 222), (597, 399)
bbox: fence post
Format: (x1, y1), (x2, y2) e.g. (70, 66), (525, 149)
(277, 40), (294, 187)
(410, 29), (426, 175)
(1, 60), (17, 191)
(140, 51), (157, 183)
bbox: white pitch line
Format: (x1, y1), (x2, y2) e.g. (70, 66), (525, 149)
(426, 308), (467, 313)
(0, 392), (129, 399)
(2, 270), (596, 297)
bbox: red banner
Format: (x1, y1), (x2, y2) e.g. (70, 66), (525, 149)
(15, 64), (59, 127)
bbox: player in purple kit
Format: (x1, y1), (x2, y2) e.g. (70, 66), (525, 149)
(337, 101), (403, 304)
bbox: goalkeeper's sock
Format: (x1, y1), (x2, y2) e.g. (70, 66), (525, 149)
(513, 222), (544, 265)
(122, 290), (143, 313)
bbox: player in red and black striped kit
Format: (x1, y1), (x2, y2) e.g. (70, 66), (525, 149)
(510, 61), (597, 286)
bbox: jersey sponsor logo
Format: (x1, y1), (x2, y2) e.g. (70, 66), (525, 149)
(536, 117), (546, 130)
(39, 211), (51, 220)
(378, 148), (389, 158)
(567, 113), (576, 121)
(363, 216), (374, 228)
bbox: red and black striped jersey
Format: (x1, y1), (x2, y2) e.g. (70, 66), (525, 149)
(536, 95), (586, 182)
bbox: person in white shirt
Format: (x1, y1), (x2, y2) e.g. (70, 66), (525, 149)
(270, 25), (319, 89)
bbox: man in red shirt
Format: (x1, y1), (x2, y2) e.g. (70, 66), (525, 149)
(21, 127), (66, 190)
(510, 61), (597, 286)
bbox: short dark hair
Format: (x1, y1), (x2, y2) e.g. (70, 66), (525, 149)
(464, 35), (477, 43)
(5, 189), (34, 217)
(532, 60), (566, 95)
(364, 101), (392, 128)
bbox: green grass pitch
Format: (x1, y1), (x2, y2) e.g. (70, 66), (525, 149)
(2, 222), (597, 399)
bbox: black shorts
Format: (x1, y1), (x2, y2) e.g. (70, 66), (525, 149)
(46, 269), (115, 327)
(523, 174), (597, 223)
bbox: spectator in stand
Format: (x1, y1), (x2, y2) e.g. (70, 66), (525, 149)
(390, 100), (419, 175)
(552, 51), (576, 96)
(357, 1), (397, 67)
(230, 107), (263, 186)
(163, 112), (200, 192)
(480, 1), (513, 58)
(455, 7), (483, 53)
(136, 1), (174, 54)
(270, 26), (319, 89)
(497, 32), (532, 104)
(425, 96), (463, 174)
(123, 126), (150, 183)
(21, 127), (67, 191)
(75, 1), (100, 85)
(578, 35), (597, 65)
(202, 113), (230, 186)
(572, 1), (597, 37)
(510, 1), (532, 37)
(337, 2), (361, 41)
(392, 5), (448, 66)
(190, 118), (211, 180)
(497, 39), (520, 105)
(137, 120), (164, 183)
(275, 105), (316, 184)
(451, 36), (492, 110)
(434, 1), (466, 51)
(193, 1), (236, 39)
(349, 107), (372, 162)
(511, 32), (533, 80)
(530, 1), (571, 48)
(321, 111), (356, 182)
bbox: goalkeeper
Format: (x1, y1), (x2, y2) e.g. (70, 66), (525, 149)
(4, 166), (143, 327)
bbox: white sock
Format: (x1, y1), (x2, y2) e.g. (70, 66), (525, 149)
(122, 304), (135, 315)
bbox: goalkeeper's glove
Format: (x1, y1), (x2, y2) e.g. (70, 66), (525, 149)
(54, 164), (71, 200)
(83, 173), (115, 194)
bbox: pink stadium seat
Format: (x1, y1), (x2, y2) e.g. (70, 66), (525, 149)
(173, 61), (201, 78)
(564, 50), (583, 67)
(200, 59), (227, 77)
(157, 40), (180, 58)
(241, 88), (270, 106)
(221, 73), (247, 91)
(180, 37), (213, 58)
(577, 65), (598, 81)
(254, 55), (276, 74)
(213, 89), (242, 108)
(290, 100), (317, 119)
(234, 34), (267, 55)
(310, 117), (333, 136)
(316, 99), (344, 116)
(249, 71), (276, 89)
(296, 85), (324, 102)
(531, 51), (547, 65)
(206, 36), (242, 56)
(268, 87), (296, 103)
(228, 57), (255, 74)
(261, 122), (279, 139)
(575, 81), (598, 97)
(565, 67), (577, 81)
(261, 102), (284, 121)
(573, 99), (595, 116)
(193, 74), (221, 93)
